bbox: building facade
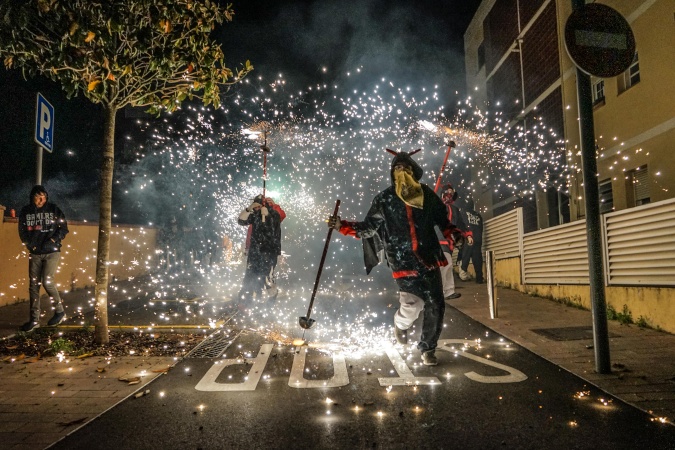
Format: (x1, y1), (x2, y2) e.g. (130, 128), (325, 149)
(464, 0), (675, 228)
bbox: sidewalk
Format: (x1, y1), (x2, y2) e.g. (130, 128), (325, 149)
(0, 283), (190, 450)
(450, 279), (675, 424)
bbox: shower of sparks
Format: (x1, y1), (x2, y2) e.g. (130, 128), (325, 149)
(61, 67), (572, 351)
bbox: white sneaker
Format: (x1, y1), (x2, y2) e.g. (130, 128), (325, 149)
(459, 269), (470, 281)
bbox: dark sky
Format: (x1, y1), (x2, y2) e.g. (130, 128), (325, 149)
(222, 0), (480, 91)
(0, 0), (481, 220)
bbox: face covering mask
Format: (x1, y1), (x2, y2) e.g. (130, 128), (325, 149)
(394, 168), (424, 209)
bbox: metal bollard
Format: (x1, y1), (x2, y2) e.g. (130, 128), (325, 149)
(486, 250), (497, 319)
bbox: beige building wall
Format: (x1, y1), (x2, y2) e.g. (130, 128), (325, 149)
(495, 256), (675, 335)
(465, 0), (675, 333)
(557, 0), (675, 219)
(0, 206), (158, 307)
(465, 0), (674, 219)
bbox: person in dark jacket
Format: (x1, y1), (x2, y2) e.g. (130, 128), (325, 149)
(328, 149), (463, 366)
(18, 185), (69, 331)
(236, 195), (285, 307)
(459, 199), (484, 283)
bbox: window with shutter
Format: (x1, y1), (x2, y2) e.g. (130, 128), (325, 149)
(632, 166), (650, 206)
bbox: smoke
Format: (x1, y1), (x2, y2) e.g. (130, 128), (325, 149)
(221, 0), (476, 98)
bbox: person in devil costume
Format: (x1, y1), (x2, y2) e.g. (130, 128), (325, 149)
(328, 149), (464, 366)
(236, 195), (285, 308)
(439, 183), (473, 299)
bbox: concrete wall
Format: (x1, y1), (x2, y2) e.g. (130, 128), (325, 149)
(0, 206), (158, 307)
(494, 256), (675, 334)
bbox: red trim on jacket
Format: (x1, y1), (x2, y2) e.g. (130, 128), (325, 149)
(271, 204), (286, 222)
(393, 270), (419, 278)
(405, 205), (419, 253)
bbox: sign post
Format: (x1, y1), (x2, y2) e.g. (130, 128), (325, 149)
(34, 93), (55, 185)
(565, 2), (636, 375)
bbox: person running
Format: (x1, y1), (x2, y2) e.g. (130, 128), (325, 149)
(328, 149), (464, 366)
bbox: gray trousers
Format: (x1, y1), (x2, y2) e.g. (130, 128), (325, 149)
(28, 252), (64, 321)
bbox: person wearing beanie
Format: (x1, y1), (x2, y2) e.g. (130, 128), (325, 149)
(328, 149), (465, 366)
(439, 183), (474, 298)
(236, 194), (285, 309)
(18, 185), (69, 332)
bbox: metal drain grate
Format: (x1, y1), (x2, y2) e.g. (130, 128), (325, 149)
(187, 329), (242, 358)
(531, 326), (619, 341)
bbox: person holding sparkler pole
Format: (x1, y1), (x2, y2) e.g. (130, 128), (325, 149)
(236, 138), (286, 309)
(236, 194), (285, 309)
(328, 149), (464, 366)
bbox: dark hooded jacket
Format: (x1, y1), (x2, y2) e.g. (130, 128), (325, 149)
(239, 196), (283, 258)
(438, 183), (472, 252)
(339, 151), (461, 278)
(18, 185), (69, 254)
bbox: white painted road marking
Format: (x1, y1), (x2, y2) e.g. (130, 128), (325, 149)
(195, 341), (527, 391)
(289, 346), (350, 388)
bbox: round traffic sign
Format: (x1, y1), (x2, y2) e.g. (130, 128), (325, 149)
(564, 4), (636, 78)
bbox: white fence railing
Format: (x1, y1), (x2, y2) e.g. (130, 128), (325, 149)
(603, 198), (675, 286)
(522, 220), (588, 284)
(483, 208), (522, 260)
(483, 197), (675, 287)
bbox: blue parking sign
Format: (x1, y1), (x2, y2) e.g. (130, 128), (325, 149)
(35, 93), (54, 153)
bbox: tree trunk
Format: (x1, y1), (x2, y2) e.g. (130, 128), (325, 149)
(93, 106), (117, 345)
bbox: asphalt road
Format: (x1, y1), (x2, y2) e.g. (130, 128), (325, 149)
(50, 283), (675, 450)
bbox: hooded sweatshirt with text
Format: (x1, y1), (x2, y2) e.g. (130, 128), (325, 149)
(18, 186), (69, 254)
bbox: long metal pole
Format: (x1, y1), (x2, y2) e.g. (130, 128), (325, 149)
(572, 0), (611, 374)
(303, 199), (341, 320)
(36, 145), (43, 185)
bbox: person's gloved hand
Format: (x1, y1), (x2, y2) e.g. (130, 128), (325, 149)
(247, 202), (261, 212)
(451, 229), (465, 249)
(328, 216), (342, 230)
(260, 206), (269, 218)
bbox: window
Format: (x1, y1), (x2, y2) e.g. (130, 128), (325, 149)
(618, 52), (640, 93)
(592, 78), (605, 105)
(627, 165), (650, 207)
(598, 179), (614, 213)
(477, 43), (486, 70)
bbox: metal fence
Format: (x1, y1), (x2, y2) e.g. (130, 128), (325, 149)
(483, 208), (522, 260)
(483, 197), (675, 287)
(603, 198), (675, 286)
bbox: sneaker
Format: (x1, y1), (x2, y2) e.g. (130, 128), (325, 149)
(444, 292), (461, 300)
(394, 326), (408, 345)
(47, 311), (67, 326)
(421, 350), (438, 366)
(459, 269), (470, 281)
(20, 321), (40, 332)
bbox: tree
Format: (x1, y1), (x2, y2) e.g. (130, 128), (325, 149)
(0, 0), (252, 344)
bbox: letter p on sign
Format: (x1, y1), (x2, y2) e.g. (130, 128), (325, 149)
(35, 93), (54, 153)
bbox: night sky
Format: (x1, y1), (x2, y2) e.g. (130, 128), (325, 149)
(0, 0), (481, 222)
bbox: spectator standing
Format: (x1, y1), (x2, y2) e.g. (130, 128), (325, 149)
(18, 185), (69, 332)
(459, 199), (484, 283)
